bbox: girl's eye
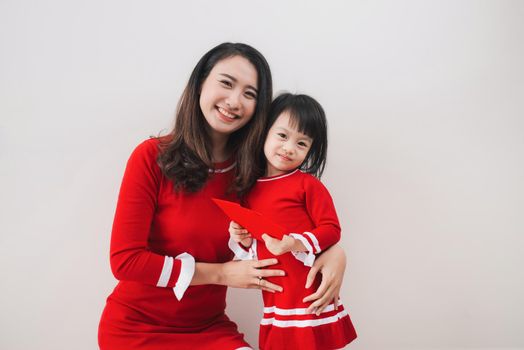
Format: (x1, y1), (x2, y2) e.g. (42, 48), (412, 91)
(277, 133), (286, 139)
(298, 142), (308, 147)
(219, 80), (232, 88)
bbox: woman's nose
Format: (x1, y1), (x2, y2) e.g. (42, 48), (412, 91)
(225, 91), (241, 110)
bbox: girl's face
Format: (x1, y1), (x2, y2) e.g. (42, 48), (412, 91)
(264, 112), (313, 177)
(199, 55), (259, 139)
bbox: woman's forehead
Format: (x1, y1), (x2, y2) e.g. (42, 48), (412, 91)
(211, 55), (258, 89)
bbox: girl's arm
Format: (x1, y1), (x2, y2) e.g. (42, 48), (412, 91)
(302, 244), (347, 315)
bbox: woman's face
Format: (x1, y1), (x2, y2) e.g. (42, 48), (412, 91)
(199, 55), (259, 138)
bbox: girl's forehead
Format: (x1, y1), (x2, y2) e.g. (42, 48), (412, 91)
(273, 112), (312, 139)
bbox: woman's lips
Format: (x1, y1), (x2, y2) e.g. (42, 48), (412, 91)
(216, 106), (239, 122)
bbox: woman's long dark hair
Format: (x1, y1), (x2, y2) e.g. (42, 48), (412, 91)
(157, 43), (272, 197)
(263, 93), (328, 178)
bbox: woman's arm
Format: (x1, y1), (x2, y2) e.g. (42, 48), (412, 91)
(191, 258), (285, 293)
(302, 244), (347, 315)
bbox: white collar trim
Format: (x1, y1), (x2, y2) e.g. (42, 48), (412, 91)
(210, 162), (236, 173)
(258, 169), (300, 182)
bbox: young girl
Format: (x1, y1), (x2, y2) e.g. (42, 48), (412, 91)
(228, 93), (357, 350)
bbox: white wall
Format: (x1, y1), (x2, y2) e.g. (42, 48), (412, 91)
(1, 0), (523, 349)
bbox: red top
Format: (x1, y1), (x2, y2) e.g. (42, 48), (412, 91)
(99, 138), (250, 349)
(229, 169), (357, 350)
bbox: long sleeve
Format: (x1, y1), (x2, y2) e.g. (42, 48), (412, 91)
(109, 139), (194, 300)
(291, 175), (341, 266)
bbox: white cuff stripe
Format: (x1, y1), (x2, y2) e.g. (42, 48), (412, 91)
(156, 256), (174, 287)
(260, 310), (348, 328)
(173, 252), (195, 300)
(303, 231), (321, 253)
(290, 233), (316, 267)
(228, 237), (257, 260)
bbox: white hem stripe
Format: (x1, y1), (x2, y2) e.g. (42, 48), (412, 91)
(264, 303), (339, 316)
(261, 310), (348, 328)
(156, 256), (173, 287)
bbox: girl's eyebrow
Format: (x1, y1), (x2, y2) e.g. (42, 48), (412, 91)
(219, 73), (258, 93)
(275, 126), (313, 141)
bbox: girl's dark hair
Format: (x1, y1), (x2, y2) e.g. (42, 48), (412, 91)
(264, 93), (328, 178)
(157, 42), (272, 197)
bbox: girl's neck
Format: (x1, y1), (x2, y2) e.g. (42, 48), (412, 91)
(265, 164), (297, 178)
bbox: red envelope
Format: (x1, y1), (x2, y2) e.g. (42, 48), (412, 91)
(212, 198), (285, 240)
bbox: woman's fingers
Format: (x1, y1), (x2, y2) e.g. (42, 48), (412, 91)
(303, 277), (327, 303)
(258, 278), (283, 293)
(254, 258), (278, 268)
(305, 265), (319, 289)
(307, 285), (336, 315)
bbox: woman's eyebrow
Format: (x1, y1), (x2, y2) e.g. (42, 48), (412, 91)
(219, 73), (258, 93)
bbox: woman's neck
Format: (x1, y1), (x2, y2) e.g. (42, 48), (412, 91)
(209, 130), (231, 163)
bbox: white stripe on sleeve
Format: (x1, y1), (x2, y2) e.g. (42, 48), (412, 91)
(303, 231), (321, 253)
(228, 237), (257, 260)
(156, 256), (174, 287)
(172, 252), (195, 300)
(290, 233), (316, 267)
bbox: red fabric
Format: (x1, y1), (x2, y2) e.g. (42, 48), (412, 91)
(246, 170), (357, 350)
(99, 138), (250, 349)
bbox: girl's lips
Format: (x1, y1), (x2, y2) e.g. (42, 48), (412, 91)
(277, 154), (292, 162)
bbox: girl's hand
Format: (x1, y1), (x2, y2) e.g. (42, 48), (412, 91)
(220, 258), (285, 293)
(229, 221), (253, 248)
(302, 244), (346, 315)
(261, 234), (296, 256)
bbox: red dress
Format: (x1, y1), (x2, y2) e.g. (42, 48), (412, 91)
(98, 138), (251, 350)
(229, 170), (357, 350)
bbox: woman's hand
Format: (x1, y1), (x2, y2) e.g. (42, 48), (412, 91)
(220, 258), (285, 293)
(302, 244), (346, 315)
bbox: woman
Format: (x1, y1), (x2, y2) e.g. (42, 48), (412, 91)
(98, 42), (347, 350)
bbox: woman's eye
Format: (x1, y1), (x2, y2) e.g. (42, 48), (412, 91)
(219, 80), (232, 88)
(244, 91), (257, 100)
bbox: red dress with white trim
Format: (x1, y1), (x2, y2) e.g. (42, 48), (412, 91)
(229, 169), (357, 350)
(98, 138), (251, 350)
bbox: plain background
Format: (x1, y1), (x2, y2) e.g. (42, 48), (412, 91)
(1, 0), (523, 349)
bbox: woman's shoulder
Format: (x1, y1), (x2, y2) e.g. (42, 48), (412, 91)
(127, 137), (163, 170)
(131, 136), (169, 158)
